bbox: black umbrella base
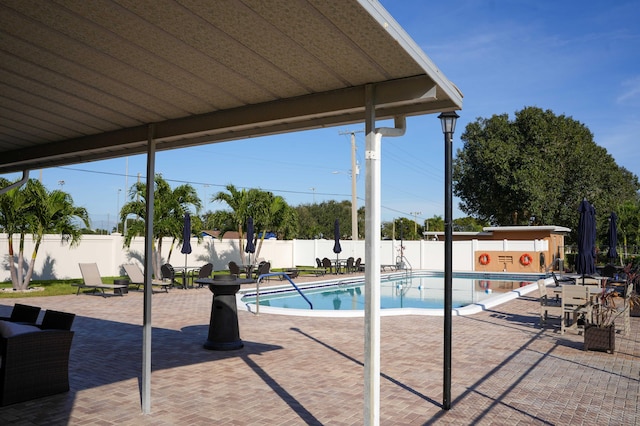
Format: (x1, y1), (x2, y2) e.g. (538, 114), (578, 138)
(203, 339), (244, 351)
(202, 277), (250, 351)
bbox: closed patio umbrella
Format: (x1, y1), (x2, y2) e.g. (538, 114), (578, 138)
(333, 219), (342, 273)
(576, 199), (596, 277)
(607, 212), (618, 263)
(245, 217), (256, 267)
(181, 213), (192, 287)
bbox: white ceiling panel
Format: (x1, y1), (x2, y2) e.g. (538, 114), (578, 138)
(0, 0), (462, 174)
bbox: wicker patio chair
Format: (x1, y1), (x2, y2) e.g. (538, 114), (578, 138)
(0, 309), (75, 406)
(0, 303), (41, 324)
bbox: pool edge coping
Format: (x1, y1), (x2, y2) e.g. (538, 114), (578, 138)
(237, 275), (550, 317)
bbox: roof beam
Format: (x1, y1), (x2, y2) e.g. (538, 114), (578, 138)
(0, 75), (445, 174)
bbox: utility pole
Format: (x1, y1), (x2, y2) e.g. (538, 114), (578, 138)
(339, 129), (363, 240)
(124, 157), (129, 235)
(410, 211), (422, 239)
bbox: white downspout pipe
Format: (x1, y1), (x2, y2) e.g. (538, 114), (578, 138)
(0, 170), (30, 195)
(364, 82), (406, 426)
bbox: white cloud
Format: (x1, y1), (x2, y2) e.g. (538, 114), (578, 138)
(617, 76), (640, 105)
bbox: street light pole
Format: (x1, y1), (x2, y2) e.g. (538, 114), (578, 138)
(350, 132), (358, 240)
(439, 111), (459, 411)
(116, 188), (121, 233)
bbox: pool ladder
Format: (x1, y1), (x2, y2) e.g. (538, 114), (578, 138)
(393, 256), (413, 296)
(254, 272), (313, 315)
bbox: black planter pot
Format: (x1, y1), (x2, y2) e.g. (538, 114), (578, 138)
(584, 324), (615, 354)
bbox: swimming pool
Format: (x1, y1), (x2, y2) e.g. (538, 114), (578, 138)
(240, 271), (548, 317)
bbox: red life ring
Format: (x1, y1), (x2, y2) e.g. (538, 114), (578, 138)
(479, 253), (490, 265)
(520, 253), (532, 266)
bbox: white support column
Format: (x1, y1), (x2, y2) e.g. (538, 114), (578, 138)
(364, 83), (407, 426)
(364, 84), (380, 426)
(142, 125), (156, 414)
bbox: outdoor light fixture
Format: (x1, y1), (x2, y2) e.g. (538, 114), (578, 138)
(438, 110), (459, 411)
(438, 111), (459, 135)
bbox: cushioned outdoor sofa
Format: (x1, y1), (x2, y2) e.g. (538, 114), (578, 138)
(0, 310), (75, 406)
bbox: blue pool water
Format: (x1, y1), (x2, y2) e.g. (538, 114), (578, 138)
(241, 272), (541, 311)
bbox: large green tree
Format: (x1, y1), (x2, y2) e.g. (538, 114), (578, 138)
(293, 200), (359, 240)
(0, 178), (89, 290)
(616, 197), (640, 259)
(120, 175), (201, 278)
(453, 107), (639, 244)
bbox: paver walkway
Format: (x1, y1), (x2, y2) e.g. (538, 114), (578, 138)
(0, 282), (638, 425)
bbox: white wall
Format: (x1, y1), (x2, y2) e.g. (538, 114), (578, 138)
(0, 234), (546, 282)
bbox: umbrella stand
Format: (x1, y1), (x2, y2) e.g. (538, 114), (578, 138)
(181, 213), (193, 289)
(333, 219), (342, 274)
(184, 253), (189, 288)
(245, 217), (256, 278)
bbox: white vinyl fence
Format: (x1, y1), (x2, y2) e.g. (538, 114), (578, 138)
(0, 234), (547, 282)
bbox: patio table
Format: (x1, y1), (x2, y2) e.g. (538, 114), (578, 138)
(330, 259), (347, 274)
(173, 265), (200, 288)
(196, 275), (254, 350)
(239, 264), (254, 279)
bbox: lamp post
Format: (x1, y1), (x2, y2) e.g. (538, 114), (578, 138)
(116, 188), (121, 233)
(438, 110), (458, 411)
(410, 211), (421, 239)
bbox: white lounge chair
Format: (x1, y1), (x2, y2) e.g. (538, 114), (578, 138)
(123, 263), (171, 293)
(75, 263), (128, 297)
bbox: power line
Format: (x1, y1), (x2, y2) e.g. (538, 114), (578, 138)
(56, 165), (418, 219)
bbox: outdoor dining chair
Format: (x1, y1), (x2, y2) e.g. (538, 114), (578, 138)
(194, 263), (214, 287)
(254, 262), (271, 280)
(561, 284), (591, 334)
(538, 279), (560, 327)
(228, 261), (241, 277)
(322, 257), (332, 274)
(619, 282), (634, 336)
(346, 257), (355, 273)
(161, 264), (179, 288)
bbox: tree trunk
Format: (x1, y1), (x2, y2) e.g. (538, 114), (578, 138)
(167, 237), (176, 263)
(255, 228), (266, 261)
(8, 237), (18, 290)
(16, 235), (25, 290)
(238, 224), (245, 264)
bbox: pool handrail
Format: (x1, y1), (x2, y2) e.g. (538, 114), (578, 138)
(255, 272), (313, 314)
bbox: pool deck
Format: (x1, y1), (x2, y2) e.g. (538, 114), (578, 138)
(0, 278), (638, 425)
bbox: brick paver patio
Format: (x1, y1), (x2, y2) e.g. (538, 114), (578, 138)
(0, 281), (638, 425)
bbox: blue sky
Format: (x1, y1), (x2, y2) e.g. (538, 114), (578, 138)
(10, 1), (640, 230)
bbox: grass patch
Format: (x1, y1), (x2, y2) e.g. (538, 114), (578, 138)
(0, 271), (236, 297)
(0, 277), (127, 298)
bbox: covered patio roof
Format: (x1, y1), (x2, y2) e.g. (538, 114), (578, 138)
(0, 0), (461, 174)
(1, 0), (463, 421)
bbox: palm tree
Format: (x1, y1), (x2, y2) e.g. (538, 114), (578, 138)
(0, 179), (89, 290)
(211, 184), (255, 264)
(252, 192), (297, 258)
(120, 175), (201, 278)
